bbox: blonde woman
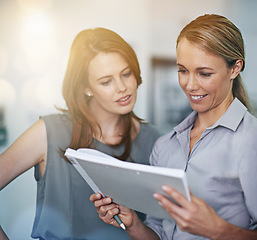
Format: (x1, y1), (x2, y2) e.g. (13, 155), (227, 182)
(91, 14), (257, 240)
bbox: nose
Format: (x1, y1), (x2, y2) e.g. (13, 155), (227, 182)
(115, 78), (127, 93)
(186, 74), (199, 91)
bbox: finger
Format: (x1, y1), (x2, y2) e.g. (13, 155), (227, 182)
(94, 197), (112, 208)
(109, 217), (118, 227)
(161, 185), (191, 209)
(155, 187), (205, 223)
(115, 203), (130, 212)
(153, 186), (191, 218)
(100, 205), (120, 225)
(89, 193), (102, 202)
(98, 202), (118, 217)
(154, 193), (194, 230)
(153, 192), (184, 217)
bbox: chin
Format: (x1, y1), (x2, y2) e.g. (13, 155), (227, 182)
(121, 109), (134, 115)
(120, 106), (134, 115)
(190, 105), (208, 113)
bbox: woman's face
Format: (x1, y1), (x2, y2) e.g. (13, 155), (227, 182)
(86, 52), (138, 117)
(176, 37), (239, 116)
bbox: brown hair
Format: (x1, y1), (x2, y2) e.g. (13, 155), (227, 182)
(177, 14), (250, 110)
(60, 28), (142, 160)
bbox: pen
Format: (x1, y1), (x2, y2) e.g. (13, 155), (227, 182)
(101, 193), (126, 230)
(114, 214), (126, 230)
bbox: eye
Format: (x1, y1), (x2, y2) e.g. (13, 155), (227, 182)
(122, 70), (132, 78)
(101, 79), (112, 86)
(200, 72), (212, 77)
(178, 69), (187, 74)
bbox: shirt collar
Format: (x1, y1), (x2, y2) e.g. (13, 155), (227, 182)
(211, 98), (247, 131)
(170, 98), (247, 138)
(168, 111), (196, 138)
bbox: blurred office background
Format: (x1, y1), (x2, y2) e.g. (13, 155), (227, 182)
(0, 0), (256, 239)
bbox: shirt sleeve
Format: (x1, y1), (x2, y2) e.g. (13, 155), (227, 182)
(145, 136), (166, 237)
(149, 133), (170, 167)
(144, 215), (163, 239)
(238, 116), (257, 229)
(149, 138), (160, 167)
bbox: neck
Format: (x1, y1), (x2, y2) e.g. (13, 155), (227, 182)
(88, 102), (125, 144)
(196, 96), (234, 129)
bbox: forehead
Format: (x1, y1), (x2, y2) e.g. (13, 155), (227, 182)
(177, 38), (210, 59)
(177, 38), (226, 68)
(89, 52), (127, 71)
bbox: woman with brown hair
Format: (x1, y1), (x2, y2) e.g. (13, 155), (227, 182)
(91, 14), (257, 239)
(0, 28), (160, 239)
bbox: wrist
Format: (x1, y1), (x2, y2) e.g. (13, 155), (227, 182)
(126, 211), (142, 231)
(210, 219), (228, 240)
(126, 212), (160, 240)
(210, 219), (241, 240)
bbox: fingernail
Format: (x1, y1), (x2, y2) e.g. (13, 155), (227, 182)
(162, 185), (169, 191)
(104, 198), (111, 203)
(153, 193), (158, 199)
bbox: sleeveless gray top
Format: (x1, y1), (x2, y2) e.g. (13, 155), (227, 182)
(31, 113), (160, 240)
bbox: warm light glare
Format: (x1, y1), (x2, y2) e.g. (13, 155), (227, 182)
(16, 11), (58, 75)
(24, 13), (50, 35)
(17, 0), (52, 12)
(20, 12), (54, 54)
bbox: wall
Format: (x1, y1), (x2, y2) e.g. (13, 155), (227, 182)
(147, 0), (257, 115)
(0, 0), (256, 239)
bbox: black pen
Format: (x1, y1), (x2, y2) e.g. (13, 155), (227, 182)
(102, 194), (126, 230)
(97, 192), (126, 230)
(114, 214), (126, 230)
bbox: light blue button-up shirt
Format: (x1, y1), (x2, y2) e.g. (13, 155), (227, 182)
(145, 98), (257, 240)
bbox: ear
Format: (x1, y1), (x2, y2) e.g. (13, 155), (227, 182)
(231, 59), (243, 79)
(84, 88), (93, 97)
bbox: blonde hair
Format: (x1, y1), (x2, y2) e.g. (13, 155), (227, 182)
(61, 28), (142, 160)
(177, 14), (250, 109)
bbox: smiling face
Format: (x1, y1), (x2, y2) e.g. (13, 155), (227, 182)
(85, 52), (138, 118)
(176, 37), (242, 118)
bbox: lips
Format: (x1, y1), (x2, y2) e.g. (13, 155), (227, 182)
(116, 95), (131, 102)
(190, 94), (207, 101)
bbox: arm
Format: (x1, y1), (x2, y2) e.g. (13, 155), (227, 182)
(90, 193), (160, 240)
(154, 185), (257, 240)
(0, 119), (47, 190)
(126, 212), (160, 240)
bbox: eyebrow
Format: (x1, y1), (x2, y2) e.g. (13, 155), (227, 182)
(177, 63), (185, 68)
(96, 66), (130, 81)
(177, 63), (214, 71)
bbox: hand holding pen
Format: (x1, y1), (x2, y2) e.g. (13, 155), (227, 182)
(90, 192), (134, 230)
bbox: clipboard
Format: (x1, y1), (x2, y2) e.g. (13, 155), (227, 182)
(65, 148), (190, 220)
